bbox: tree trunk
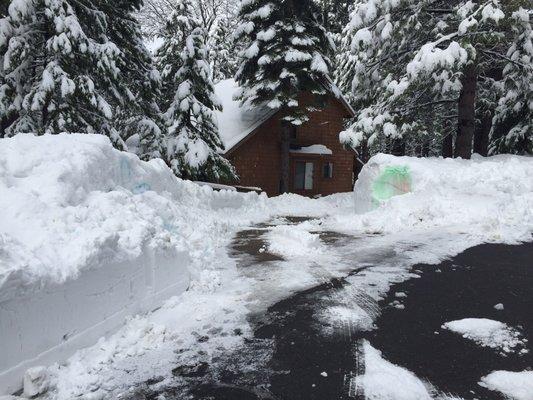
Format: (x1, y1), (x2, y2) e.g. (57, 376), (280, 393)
(391, 138), (406, 156)
(442, 133), (453, 158)
(353, 139), (369, 182)
(0, 112), (17, 138)
(455, 63), (477, 159)
(280, 121), (292, 194)
(441, 117), (453, 157)
(474, 111), (491, 156)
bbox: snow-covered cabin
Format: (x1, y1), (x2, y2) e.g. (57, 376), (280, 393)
(215, 79), (356, 197)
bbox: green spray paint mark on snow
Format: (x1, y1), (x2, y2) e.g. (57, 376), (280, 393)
(372, 165), (412, 204)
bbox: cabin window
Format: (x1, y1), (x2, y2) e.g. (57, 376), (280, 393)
(323, 162), (333, 179)
(295, 162), (314, 190)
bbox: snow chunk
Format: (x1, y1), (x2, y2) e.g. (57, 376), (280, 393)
(480, 370), (533, 400)
(23, 366), (49, 397)
(355, 341), (432, 400)
(442, 318), (528, 355)
(494, 303), (505, 311)
(266, 222), (326, 260)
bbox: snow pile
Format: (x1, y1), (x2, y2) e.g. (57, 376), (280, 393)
(0, 134), (267, 394)
(0, 133), (264, 295)
(266, 221), (327, 260)
(331, 154), (533, 243)
(355, 341), (432, 400)
(442, 318), (528, 355)
(479, 370), (533, 400)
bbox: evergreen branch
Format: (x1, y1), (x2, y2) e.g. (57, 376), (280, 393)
(479, 49), (528, 68)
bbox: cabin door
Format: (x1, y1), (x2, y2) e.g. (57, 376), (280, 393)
(294, 161), (314, 192)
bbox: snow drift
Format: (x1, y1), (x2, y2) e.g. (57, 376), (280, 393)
(0, 134), (264, 394)
(342, 153), (533, 242)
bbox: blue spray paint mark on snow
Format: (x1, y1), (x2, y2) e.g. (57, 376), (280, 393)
(119, 157), (151, 194)
(133, 183), (151, 194)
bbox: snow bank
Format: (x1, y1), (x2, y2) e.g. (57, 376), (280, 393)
(0, 134), (265, 394)
(355, 341), (432, 400)
(333, 154), (533, 242)
(442, 318), (528, 355)
(480, 370), (533, 400)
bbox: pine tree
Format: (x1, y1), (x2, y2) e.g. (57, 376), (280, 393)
(207, 15), (240, 83)
(489, 7), (532, 155)
(339, 0), (532, 159)
(333, 25), (357, 106)
(157, 0), (235, 181)
(100, 0), (164, 160)
(315, 0), (352, 35)
(0, 0), (124, 146)
(235, 0), (334, 192)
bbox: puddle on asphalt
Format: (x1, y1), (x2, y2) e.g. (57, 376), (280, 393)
(230, 228), (284, 266)
(229, 216), (323, 266)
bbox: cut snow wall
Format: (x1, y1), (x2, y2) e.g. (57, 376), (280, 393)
(0, 134), (265, 395)
(0, 246), (190, 395)
(354, 158), (412, 213)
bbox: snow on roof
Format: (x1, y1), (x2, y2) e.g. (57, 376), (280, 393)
(214, 79), (276, 154)
(214, 78), (354, 154)
(290, 144), (333, 155)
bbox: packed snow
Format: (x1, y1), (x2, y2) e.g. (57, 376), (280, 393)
(480, 370), (533, 400)
(442, 318), (528, 355)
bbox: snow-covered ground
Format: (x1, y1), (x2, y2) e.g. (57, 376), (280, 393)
(1, 135), (532, 398)
(0, 134), (350, 396)
(442, 318), (528, 355)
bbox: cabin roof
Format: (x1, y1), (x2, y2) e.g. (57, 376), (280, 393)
(214, 79), (355, 155)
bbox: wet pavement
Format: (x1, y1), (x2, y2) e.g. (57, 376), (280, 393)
(141, 218), (533, 400)
(369, 242), (533, 400)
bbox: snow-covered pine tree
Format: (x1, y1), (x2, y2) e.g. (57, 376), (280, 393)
(315, 0), (352, 35)
(157, 0), (234, 181)
(489, 7), (532, 155)
(339, 0), (532, 159)
(0, 0), (124, 146)
(333, 23), (357, 106)
(100, 0), (164, 161)
(235, 0), (334, 193)
(207, 15), (240, 82)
